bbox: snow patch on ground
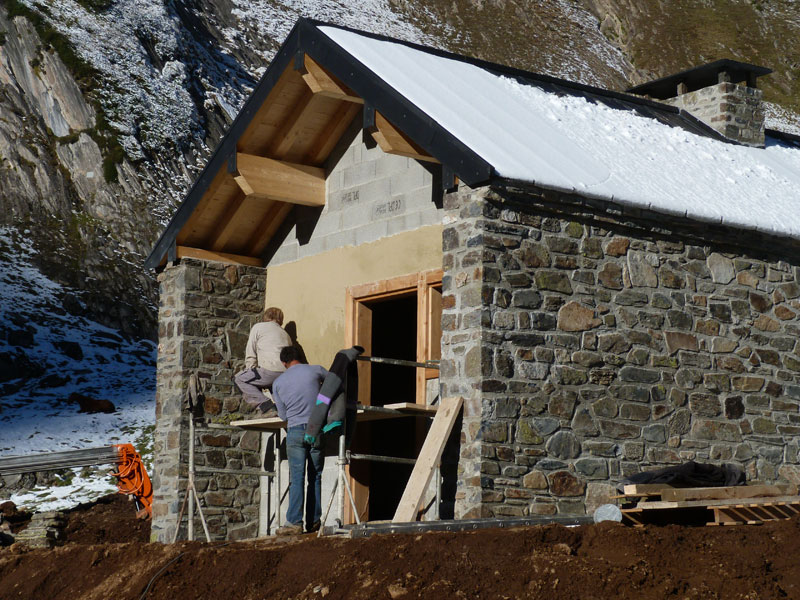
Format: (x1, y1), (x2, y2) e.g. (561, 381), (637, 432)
(0, 226), (156, 512)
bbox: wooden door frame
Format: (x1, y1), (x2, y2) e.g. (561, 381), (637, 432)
(342, 268), (443, 523)
(345, 268), (443, 405)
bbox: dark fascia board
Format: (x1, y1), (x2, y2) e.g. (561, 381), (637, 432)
(144, 22), (304, 270)
(628, 58), (773, 99)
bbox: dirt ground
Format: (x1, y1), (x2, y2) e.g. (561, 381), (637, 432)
(1, 494), (799, 599)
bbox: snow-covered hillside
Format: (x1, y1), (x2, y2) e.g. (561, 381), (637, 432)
(0, 226), (156, 511)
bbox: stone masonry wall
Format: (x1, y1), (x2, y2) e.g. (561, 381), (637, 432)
(152, 258), (266, 542)
(440, 186), (487, 518)
(442, 183), (800, 519)
(663, 82), (765, 147)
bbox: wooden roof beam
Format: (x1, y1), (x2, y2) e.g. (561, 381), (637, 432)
(364, 106), (440, 164)
(176, 245), (263, 267)
(304, 101), (362, 165)
(266, 87), (314, 158)
(246, 201), (294, 256)
(209, 191), (247, 252)
(176, 167), (233, 246)
(232, 153), (325, 207)
(297, 53), (363, 104)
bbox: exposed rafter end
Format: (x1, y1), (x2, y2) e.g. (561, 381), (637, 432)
(232, 153), (325, 207)
(176, 246), (263, 267)
(296, 51), (364, 104)
(363, 105), (439, 164)
(442, 165), (459, 193)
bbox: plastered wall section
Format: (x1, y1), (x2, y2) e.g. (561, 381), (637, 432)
(264, 130), (444, 366)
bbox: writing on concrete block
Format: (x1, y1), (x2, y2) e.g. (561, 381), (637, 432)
(373, 197), (405, 219)
(342, 190), (360, 205)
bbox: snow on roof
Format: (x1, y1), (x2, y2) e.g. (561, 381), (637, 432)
(321, 26), (800, 241)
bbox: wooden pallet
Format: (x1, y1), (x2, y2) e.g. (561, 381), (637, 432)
(710, 499), (800, 525)
(618, 484), (800, 527)
(622, 483), (797, 502)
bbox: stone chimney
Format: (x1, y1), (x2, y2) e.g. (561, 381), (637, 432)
(628, 59), (772, 148)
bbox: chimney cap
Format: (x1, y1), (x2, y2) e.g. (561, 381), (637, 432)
(627, 59), (772, 99)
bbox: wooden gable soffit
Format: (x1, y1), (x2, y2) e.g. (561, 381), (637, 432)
(176, 246), (263, 267)
(364, 105), (440, 164)
(296, 52), (364, 104)
(231, 153), (325, 206)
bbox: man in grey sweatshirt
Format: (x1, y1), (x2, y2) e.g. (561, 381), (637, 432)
(272, 344), (328, 535)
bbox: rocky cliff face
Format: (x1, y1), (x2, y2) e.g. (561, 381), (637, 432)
(0, 8), (160, 337)
(0, 0), (798, 343)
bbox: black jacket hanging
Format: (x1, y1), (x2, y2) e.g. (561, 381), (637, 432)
(306, 346), (364, 445)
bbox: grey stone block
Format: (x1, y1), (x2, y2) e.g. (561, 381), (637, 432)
(403, 185), (436, 212)
(358, 177), (393, 206)
(304, 212), (343, 238)
(322, 229), (357, 252)
(419, 206), (443, 227)
(296, 236), (325, 260)
(389, 166), (425, 195)
(341, 203), (376, 230)
(326, 170), (344, 193)
(354, 219), (389, 245)
(342, 160), (377, 188)
(373, 196), (406, 221)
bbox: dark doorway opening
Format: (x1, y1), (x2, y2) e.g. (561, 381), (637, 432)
(351, 293), (422, 521)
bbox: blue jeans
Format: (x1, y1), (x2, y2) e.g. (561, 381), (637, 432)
(286, 424), (324, 527)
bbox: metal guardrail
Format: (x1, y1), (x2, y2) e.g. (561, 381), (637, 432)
(348, 452), (416, 466)
(0, 447), (120, 475)
(357, 355), (439, 369)
(194, 467), (275, 478)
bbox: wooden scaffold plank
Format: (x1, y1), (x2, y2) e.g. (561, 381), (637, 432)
(392, 397), (463, 523)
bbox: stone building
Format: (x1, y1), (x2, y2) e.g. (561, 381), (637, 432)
(146, 19), (800, 540)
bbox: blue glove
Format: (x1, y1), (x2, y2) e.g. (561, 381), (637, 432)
(304, 433), (316, 445)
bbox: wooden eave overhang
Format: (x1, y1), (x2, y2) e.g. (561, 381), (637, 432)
(146, 19), (743, 271)
(145, 18), (493, 270)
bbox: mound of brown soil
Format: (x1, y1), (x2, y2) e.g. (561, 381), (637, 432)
(2, 496), (800, 599)
(61, 494), (150, 544)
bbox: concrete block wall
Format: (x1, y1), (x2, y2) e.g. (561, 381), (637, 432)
(442, 182), (800, 519)
(152, 259), (267, 542)
(663, 82), (765, 147)
(270, 121), (441, 265)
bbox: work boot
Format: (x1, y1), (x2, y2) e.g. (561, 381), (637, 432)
(306, 520), (321, 534)
(275, 523), (303, 536)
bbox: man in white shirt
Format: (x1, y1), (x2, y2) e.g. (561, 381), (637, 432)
(234, 307), (292, 414)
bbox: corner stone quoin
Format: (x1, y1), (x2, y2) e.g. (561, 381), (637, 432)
(557, 301), (601, 332)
